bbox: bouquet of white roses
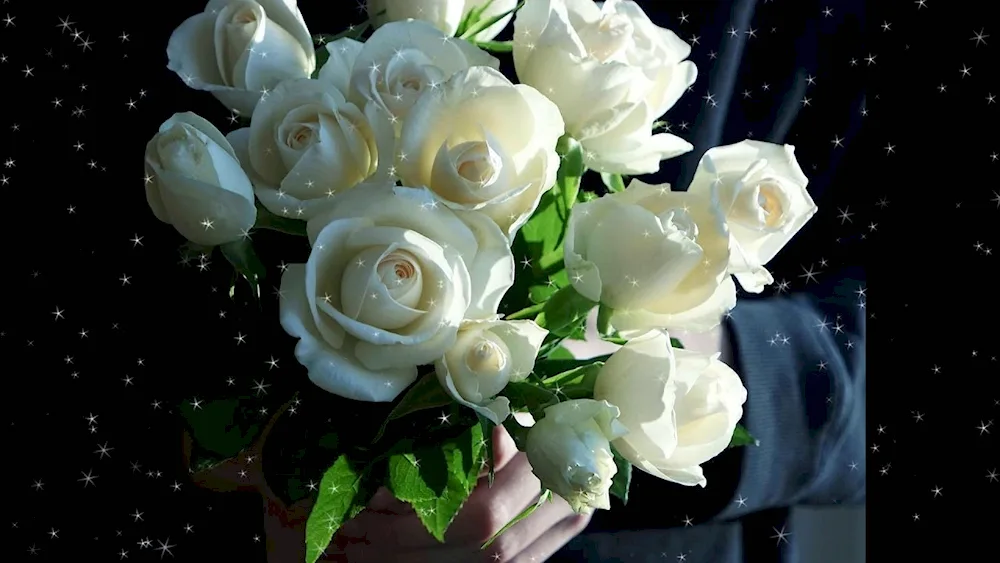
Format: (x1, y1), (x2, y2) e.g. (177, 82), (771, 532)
(148, 0), (818, 560)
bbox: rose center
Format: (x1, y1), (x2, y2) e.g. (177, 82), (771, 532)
(452, 141), (501, 187)
(579, 14), (634, 62)
(375, 251), (422, 307)
(284, 122), (318, 150)
(465, 339), (508, 375)
(658, 208), (700, 240)
(231, 6), (259, 25)
(754, 182), (787, 228)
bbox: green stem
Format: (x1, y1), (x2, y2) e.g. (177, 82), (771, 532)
(505, 302), (545, 320)
(475, 40), (513, 52)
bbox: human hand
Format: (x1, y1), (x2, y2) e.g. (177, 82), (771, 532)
(328, 425), (591, 562)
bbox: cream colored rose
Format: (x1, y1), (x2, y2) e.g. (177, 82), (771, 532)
(525, 399), (629, 514)
(166, 0), (315, 116)
(435, 319), (548, 424)
(564, 180), (735, 335)
(144, 112), (256, 246)
(687, 140), (818, 293)
(348, 20), (499, 126)
(316, 38), (364, 98)
(367, 0), (518, 41)
(513, 0), (697, 174)
(398, 66), (564, 238)
(225, 78), (395, 220)
(594, 331), (747, 487)
(279, 183), (515, 402)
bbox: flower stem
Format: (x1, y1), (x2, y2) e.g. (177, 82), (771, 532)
(505, 302), (545, 320)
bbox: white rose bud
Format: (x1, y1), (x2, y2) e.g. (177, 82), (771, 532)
(349, 20), (499, 126)
(398, 66), (565, 238)
(564, 180), (735, 335)
(279, 183), (515, 402)
(144, 112), (257, 246)
(225, 78), (395, 220)
(166, 0), (316, 116)
(525, 399), (629, 514)
(513, 0), (697, 174)
(436, 319), (547, 424)
(687, 140), (818, 293)
(367, 0), (518, 41)
(593, 331), (747, 487)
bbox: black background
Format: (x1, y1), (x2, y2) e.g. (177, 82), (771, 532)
(2, 0), (997, 561)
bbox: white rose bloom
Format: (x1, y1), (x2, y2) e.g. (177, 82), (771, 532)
(564, 179), (735, 335)
(144, 112), (257, 246)
(513, 0), (697, 174)
(525, 399), (629, 514)
(435, 319), (548, 424)
(593, 331), (747, 487)
(398, 66), (564, 238)
(279, 183), (515, 402)
(367, 0), (518, 41)
(317, 38), (364, 98)
(687, 140), (818, 293)
(166, 0), (316, 116)
(225, 78), (395, 220)
(349, 20), (499, 126)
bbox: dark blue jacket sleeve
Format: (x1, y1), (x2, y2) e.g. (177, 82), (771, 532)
(716, 266), (866, 520)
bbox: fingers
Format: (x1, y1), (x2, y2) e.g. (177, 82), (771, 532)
(476, 491), (583, 563)
(444, 452), (543, 546)
(509, 512), (592, 563)
(488, 424), (520, 474)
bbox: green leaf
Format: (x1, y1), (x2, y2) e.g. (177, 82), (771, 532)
(179, 398), (263, 459)
(219, 238), (266, 300)
(477, 414), (497, 487)
(459, 0), (523, 39)
(254, 204), (308, 237)
(600, 172), (626, 193)
(481, 490), (552, 549)
(374, 374), (454, 443)
(729, 424), (759, 448)
(546, 346), (576, 360)
(603, 335), (628, 345)
(386, 424), (487, 542)
(520, 189), (567, 274)
(540, 362), (604, 391)
(596, 304), (614, 336)
(474, 39), (513, 52)
(187, 443), (233, 474)
(534, 357), (611, 379)
(670, 337), (685, 349)
(539, 285), (598, 337)
(502, 382), (559, 419)
(556, 136), (585, 213)
(609, 446), (632, 505)
(304, 456), (366, 563)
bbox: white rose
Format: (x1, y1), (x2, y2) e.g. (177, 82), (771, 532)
(564, 179), (735, 335)
(317, 38), (364, 97)
(349, 20), (499, 126)
(279, 183), (515, 401)
(225, 78), (395, 220)
(166, 0), (316, 116)
(513, 0), (697, 174)
(367, 0), (518, 41)
(398, 66), (564, 238)
(144, 112), (257, 246)
(593, 331), (747, 487)
(687, 140), (818, 293)
(525, 399), (629, 513)
(435, 319), (548, 424)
